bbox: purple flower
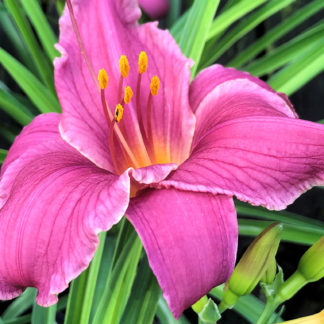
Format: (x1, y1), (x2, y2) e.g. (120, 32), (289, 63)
(1, 0), (324, 318)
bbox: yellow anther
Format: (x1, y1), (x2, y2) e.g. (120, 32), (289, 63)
(124, 86), (133, 104)
(150, 75), (160, 96)
(98, 68), (108, 89)
(115, 104), (124, 122)
(138, 51), (148, 74)
(119, 55), (130, 78)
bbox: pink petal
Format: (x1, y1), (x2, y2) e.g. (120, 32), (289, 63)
(0, 114), (130, 304)
(161, 117), (324, 210)
(55, 0), (195, 171)
(127, 189), (238, 318)
(190, 74), (299, 148)
(190, 64), (297, 117)
(139, 0), (169, 19)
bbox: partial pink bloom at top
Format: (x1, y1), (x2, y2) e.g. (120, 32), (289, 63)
(139, 0), (169, 19)
(1, 0), (324, 318)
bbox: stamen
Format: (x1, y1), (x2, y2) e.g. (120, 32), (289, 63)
(97, 69), (140, 170)
(138, 51), (148, 74)
(146, 76), (160, 161)
(98, 69), (108, 90)
(115, 104), (124, 122)
(124, 86), (133, 105)
(150, 75), (160, 96)
(119, 55), (130, 78)
(118, 55), (129, 103)
(136, 52), (151, 159)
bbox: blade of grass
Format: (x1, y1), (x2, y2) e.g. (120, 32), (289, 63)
(207, 0), (267, 41)
(79, 232), (106, 324)
(235, 201), (324, 230)
(0, 88), (34, 125)
(178, 0), (220, 77)
(245, 22), (324, 76)
(229, 0), (324, 68)
(268, 39), (324, 95)
(0, 149), (8, 164)
(238, 219), (324, 245)
(200, 0), (295, 69)
(156, 297), (191, 324)
(167, 0), (182, 28)
(0, 4), (36, 73)
(3, 0), (54, 91)
(2, 288), (36, 320)
(92, 229), (142, 324)
(20, 0), (58, 61)
(63, 268), (89, 324)
(121, 256), (161, 324)
(0, 48), (61, 113)
(31, 303), (56, 324)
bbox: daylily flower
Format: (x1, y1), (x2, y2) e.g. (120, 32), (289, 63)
(139, 0), (169, 19)
(279, 310), (324, 324)
(1, 0), (324, 319)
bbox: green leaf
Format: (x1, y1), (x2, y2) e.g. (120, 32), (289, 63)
(0, 48), (61, 113)
(79, 232), (106, 324)
(2, 288), (36, 320)
(178, 0), (220, 77)
(64, 269), (89, 324)
(92, 227), (142, 324)
(0, 87), (34, 125)
(167, 0), (182, 28)
(228, 0), (324, 68)
(207, 0), (267, 40)
(235, 201), (324, 230)
(198, 299), (221, 324)
(20, 0), (58, 61)
(210, 285), (283, 324)
(121, 256), (161, 324)
(31, 303), (56, 324)
(245, 22), (324, 76)
(156, 297), (190, 324)
(260, 266), (284, 299)
(200, 0), (295, 70)
(3, 0), (54, 91)
(268, 38), (324, 95)
(0, 3), (36, 73)
(238, 219), (324, 245)
(0, 149), (8, 164)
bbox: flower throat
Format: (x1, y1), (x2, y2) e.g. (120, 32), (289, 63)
(98, 53), (160, 175)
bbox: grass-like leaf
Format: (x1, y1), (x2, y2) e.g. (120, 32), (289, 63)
(238, 219), (324, 245)
(268, 38), (324, 95)
(245, 22), (324, 76)
(3, 0), (54, 91)
(0, 87), (34, 125)
(20, 0), (58, 61)
(0, 48), (61, 113)
(31, 303), (56, 324)
(200, 0), (295, 70)
(229, 0), (324, 68)
(178, 0), (220, 77)
(207, 0), (267, 40)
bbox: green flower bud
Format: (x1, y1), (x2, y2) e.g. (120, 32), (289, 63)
(261, 257), (277, 285)
(220, 223), (282, 311)
(297, 235), (324, 282)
